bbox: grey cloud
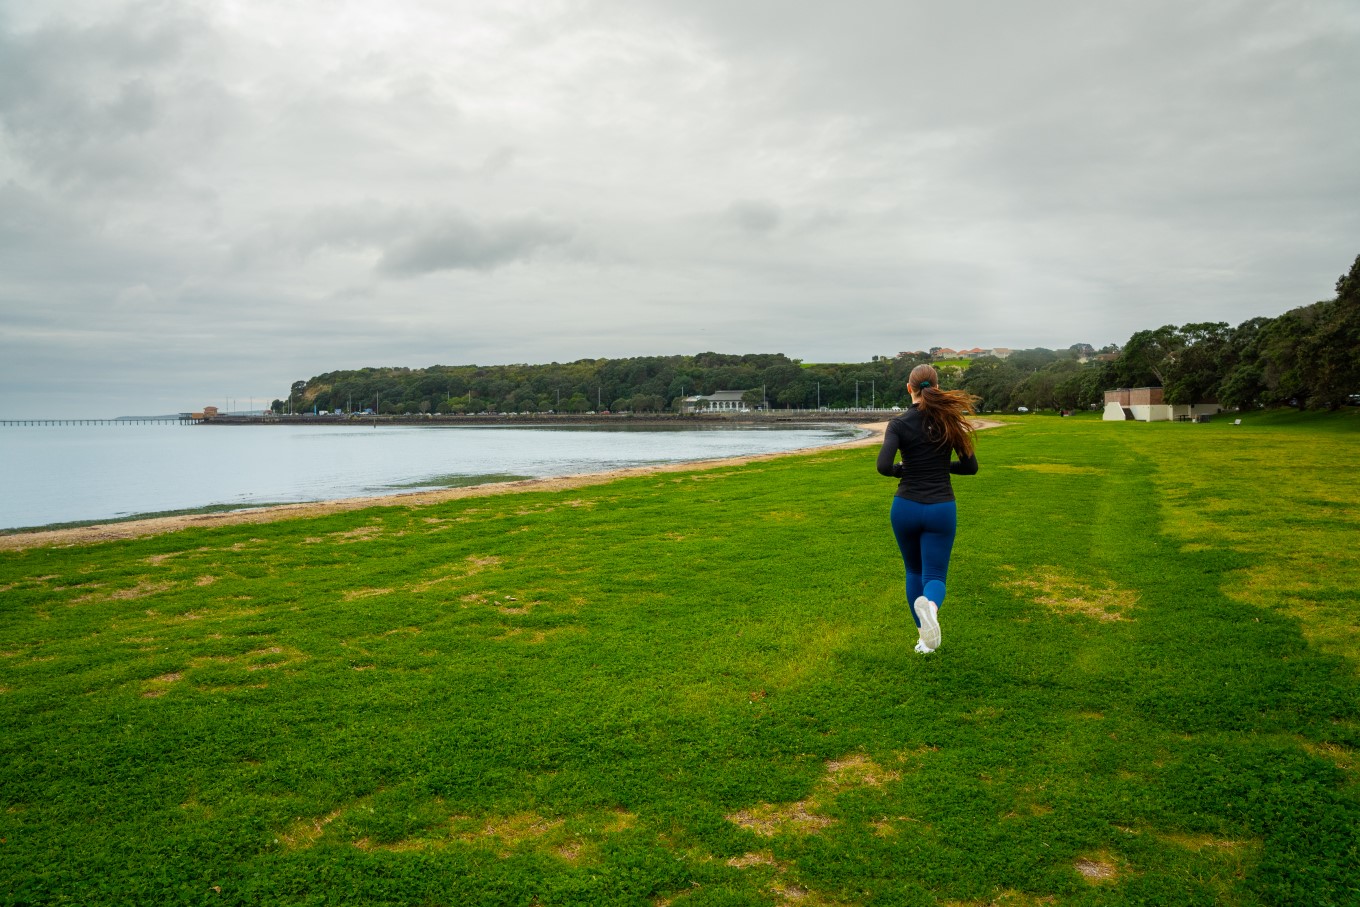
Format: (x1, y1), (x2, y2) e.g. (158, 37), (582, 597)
(727, 199), (782, 235)
(479, 147), (517, 178)
(379, 215), (572, 276)
(289, 203), (574, 276)
(0, 4), (228, 189)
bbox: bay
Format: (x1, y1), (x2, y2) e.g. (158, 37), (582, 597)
(0, 422), (862, 530)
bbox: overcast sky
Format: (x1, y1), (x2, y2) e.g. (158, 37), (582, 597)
(2, 1), (1357, 417)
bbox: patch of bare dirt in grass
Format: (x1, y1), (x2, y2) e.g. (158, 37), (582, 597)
(497, 597), (537, 615)
(721, 849), (841, 906)
(1302, 740), (1357, 780)
(1001, 803), (1053, 821)
(337, 807), (639, 860)
(555, 840), (586, 861)
(143, 645), (307, 692)
(727, 801), (833, 837)
(728, 753), (905, 838)
(332, 525), (383, 539)
(997, 565), (1138, 621)
(410, 555), (503, 592)
(460, 812), (565, 856)
(143, 553), (179, 565)
(279, 808), (344, 849)
(141, 672), (184, 698)
(1074, 853), (1121, 883)
(869, 816), (918, 836)
(1156, 830), (1259, 854)
(73, 580), (175, 604)
(943, 892), (1058, 906)
(727, 852), (786, 870)
(343, 587), (393, 601)
(1226, 559), (1360, 665)
(598, 808), (636, 833)
(824, 753), (901, 788)
(199, 683), (268, 693)
(245, 645), (305, 671)
(1002, 463), (1105, 476)
(194, 575), (216, 586)
(491, 626), (577, 644)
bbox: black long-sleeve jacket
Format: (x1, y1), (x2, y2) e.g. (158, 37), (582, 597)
(875, 406), (979, 503)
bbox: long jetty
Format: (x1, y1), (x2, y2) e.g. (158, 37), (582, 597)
(0, 417), (200, 426)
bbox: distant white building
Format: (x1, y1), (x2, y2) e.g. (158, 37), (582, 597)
(683, 390), (751, 413)
(1103, 387), (1222, 422)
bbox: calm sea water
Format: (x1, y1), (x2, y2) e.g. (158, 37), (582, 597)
(0, 422), (861, 530)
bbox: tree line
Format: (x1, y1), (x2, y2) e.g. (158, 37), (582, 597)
(277, 253), (1359, 416)
(276, 353), (930, 415)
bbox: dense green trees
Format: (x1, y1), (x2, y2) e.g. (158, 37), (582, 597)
(278, 353), (941, 416)
(962, 252), (1360, 413)
(278, 253), (1359, 416)
(1093, 253), (1360, 412)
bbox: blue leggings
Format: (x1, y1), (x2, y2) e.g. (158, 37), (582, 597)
(889, 497), (958, 628)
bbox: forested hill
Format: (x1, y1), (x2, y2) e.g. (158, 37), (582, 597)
(280, 253), (1359, 416)
(280, 353), (927, 416)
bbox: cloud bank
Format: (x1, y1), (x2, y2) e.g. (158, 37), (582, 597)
(1, 0), (1357, 416)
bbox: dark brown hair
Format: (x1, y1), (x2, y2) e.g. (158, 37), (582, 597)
(909, 364), (980, 456)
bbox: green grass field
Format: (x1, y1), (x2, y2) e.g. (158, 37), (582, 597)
(2, 414), (1357, 906)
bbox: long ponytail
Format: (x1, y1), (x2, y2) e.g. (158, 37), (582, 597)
(908, 364), (979, 457)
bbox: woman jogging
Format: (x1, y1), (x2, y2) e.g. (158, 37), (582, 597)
(876, 364), (980, 654)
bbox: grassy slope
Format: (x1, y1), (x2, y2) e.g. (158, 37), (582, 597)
(1, 417), (1357, 906)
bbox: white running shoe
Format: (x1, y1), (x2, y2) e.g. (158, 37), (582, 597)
(914, 640), (934, 655)
(915, 596), (941, 650)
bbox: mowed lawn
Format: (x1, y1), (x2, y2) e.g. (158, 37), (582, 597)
(1, 413), (1357, 906)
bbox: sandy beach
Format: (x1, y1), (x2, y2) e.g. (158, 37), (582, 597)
(0, 419), (1004, 550)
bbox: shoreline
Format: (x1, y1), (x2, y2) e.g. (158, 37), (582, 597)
(0, 420), (1004, 550)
